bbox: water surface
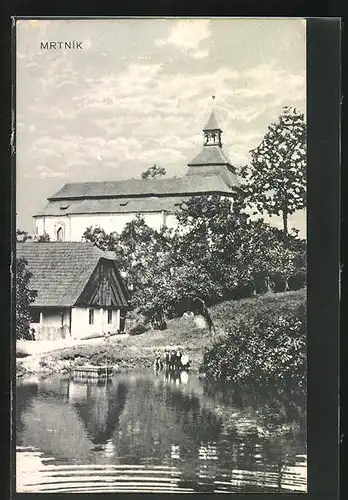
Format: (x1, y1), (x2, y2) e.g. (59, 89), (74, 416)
(16, 370), (307, 493)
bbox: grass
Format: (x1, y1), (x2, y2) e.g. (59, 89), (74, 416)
(43, 288), (306, 373)
(48, 317), (213, 371)
(212, 288), (306, 332)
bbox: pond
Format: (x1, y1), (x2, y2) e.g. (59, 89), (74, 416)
(16, 370), (307, 493)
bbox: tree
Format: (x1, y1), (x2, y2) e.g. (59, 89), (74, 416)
(16, 258), (37, 340)
(241, 107), (306, 235)
(81, 194), (306, 326)
(36, 232), (50, 242)
(141, 165), (167, 179)
(16, 229), (32, 242)
(82, 218), (174, 324)
(82, 225), (119, 252)
(174, 194), (306, 297)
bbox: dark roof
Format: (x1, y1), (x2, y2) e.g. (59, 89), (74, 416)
(35, 196), (194, 217)
(16, 242), (125, 308)
(188, 145), (233, 167)
(46, 175), (234, 202)
(203, 110), (221, 131)
(186, 164), (239, 187)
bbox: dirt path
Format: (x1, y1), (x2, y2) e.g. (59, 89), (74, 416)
(17, 335), (114, 357)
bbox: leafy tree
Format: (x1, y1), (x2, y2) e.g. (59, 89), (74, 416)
(174, 195), (306, 297)
(81, 195), (306, 324)
(82, 218), (174, 324)
(82, 225), (119, 252)
(141, 165), (167, 179)
(241, 107), (306, 234)
(16, 258), (37, 340)
(16, 229), (32, 242)
(202, 298), (307, 387)
(36, 232), (50, 242)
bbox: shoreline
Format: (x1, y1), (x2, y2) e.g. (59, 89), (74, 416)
(16, 350), (202, 380)
(16, 356), (200, 380)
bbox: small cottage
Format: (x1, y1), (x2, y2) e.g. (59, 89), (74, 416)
(16, 241), (129, 340)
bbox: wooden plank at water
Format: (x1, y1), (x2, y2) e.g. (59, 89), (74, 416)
(72, 365), (113, 380)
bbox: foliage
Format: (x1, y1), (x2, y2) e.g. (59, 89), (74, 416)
(202, 297), (307, 387)
(241, 107), (306, 234)
(141, 165), (167, 179)
(36, 232), (50, 242)
(16, 348), (30, 358)
(128, 323), (148, 336)
(16, 258), (37, 340)
(81, 195), (306, 326)
(82, 225), (119, 252)
(173, 194), (306, 299)
(16, 229), (32, 242)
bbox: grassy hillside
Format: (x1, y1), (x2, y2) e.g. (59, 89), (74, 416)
(33, 288), (306, 375)
(212, 288), (306, 333)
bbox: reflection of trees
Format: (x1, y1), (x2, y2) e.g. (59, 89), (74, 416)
(16, 373), (306, 492)
(201, 378), (306, 490)
(72, 381), (128, 445)
(17, 396), (93, 462)
(16, 383), (38, 441)
(111, 376), (224, 491)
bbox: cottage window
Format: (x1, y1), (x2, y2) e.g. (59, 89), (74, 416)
(107, 309), (112, 324)
(57, 227), (64, 241)
(31, 310), (40, 323)
(89, 309), (94, 325)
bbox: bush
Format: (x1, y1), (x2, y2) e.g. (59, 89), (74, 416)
(80, 332), (103, 340)
(202, 297), (306, 388)
(129, 323), (148, 335)
(16, 348), (30, 358)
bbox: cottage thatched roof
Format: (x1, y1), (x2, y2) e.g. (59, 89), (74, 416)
(16, 242), (127, 308)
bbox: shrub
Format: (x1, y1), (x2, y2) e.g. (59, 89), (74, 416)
(129, 323), (148, 336)
(16, 258), (37, 340)
(16, 348), (30, 358)
(202, 298), (306, 388)
(81, 332), (103, 340)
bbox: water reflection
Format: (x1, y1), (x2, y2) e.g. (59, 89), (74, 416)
(16, 370), (306, 493)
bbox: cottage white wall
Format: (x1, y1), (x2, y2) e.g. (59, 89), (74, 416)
(29, 308), (70, 340)
(70, 307), (120, 339)
(41, 309), (70, 327)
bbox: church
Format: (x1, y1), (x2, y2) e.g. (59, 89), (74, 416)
(34, 109), (240, 242)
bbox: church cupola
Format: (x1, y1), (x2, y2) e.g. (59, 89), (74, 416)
(186, 98), (240, 189)
(203, 109), (222, 147)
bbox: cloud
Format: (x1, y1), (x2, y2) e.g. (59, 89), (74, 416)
(36, 165), (68, 179)
(191, 49), (209, 60)
(155, 19), (211, 56)
(139, 148), (185, 165)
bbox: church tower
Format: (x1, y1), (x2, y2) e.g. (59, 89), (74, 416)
(186, 100), (239, 188)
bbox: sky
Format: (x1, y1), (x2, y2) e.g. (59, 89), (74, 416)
(16, 18), (306, 237)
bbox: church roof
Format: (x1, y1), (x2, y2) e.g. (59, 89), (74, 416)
(35, 196), (194, 217)
(187, 145), (233, 167)
(203, 110), (221, 131)
(16, 242), (128, 308)
(186, 164), (239, 187)
(47, 174), (235, 202)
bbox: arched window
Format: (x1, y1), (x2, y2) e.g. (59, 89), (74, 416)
(57, 227), (64, 241)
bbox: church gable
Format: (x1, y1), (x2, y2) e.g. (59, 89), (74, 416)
(75, 258), (128, 308)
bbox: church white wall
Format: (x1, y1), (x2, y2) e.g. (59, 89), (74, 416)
(35, 211), (179, 241)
